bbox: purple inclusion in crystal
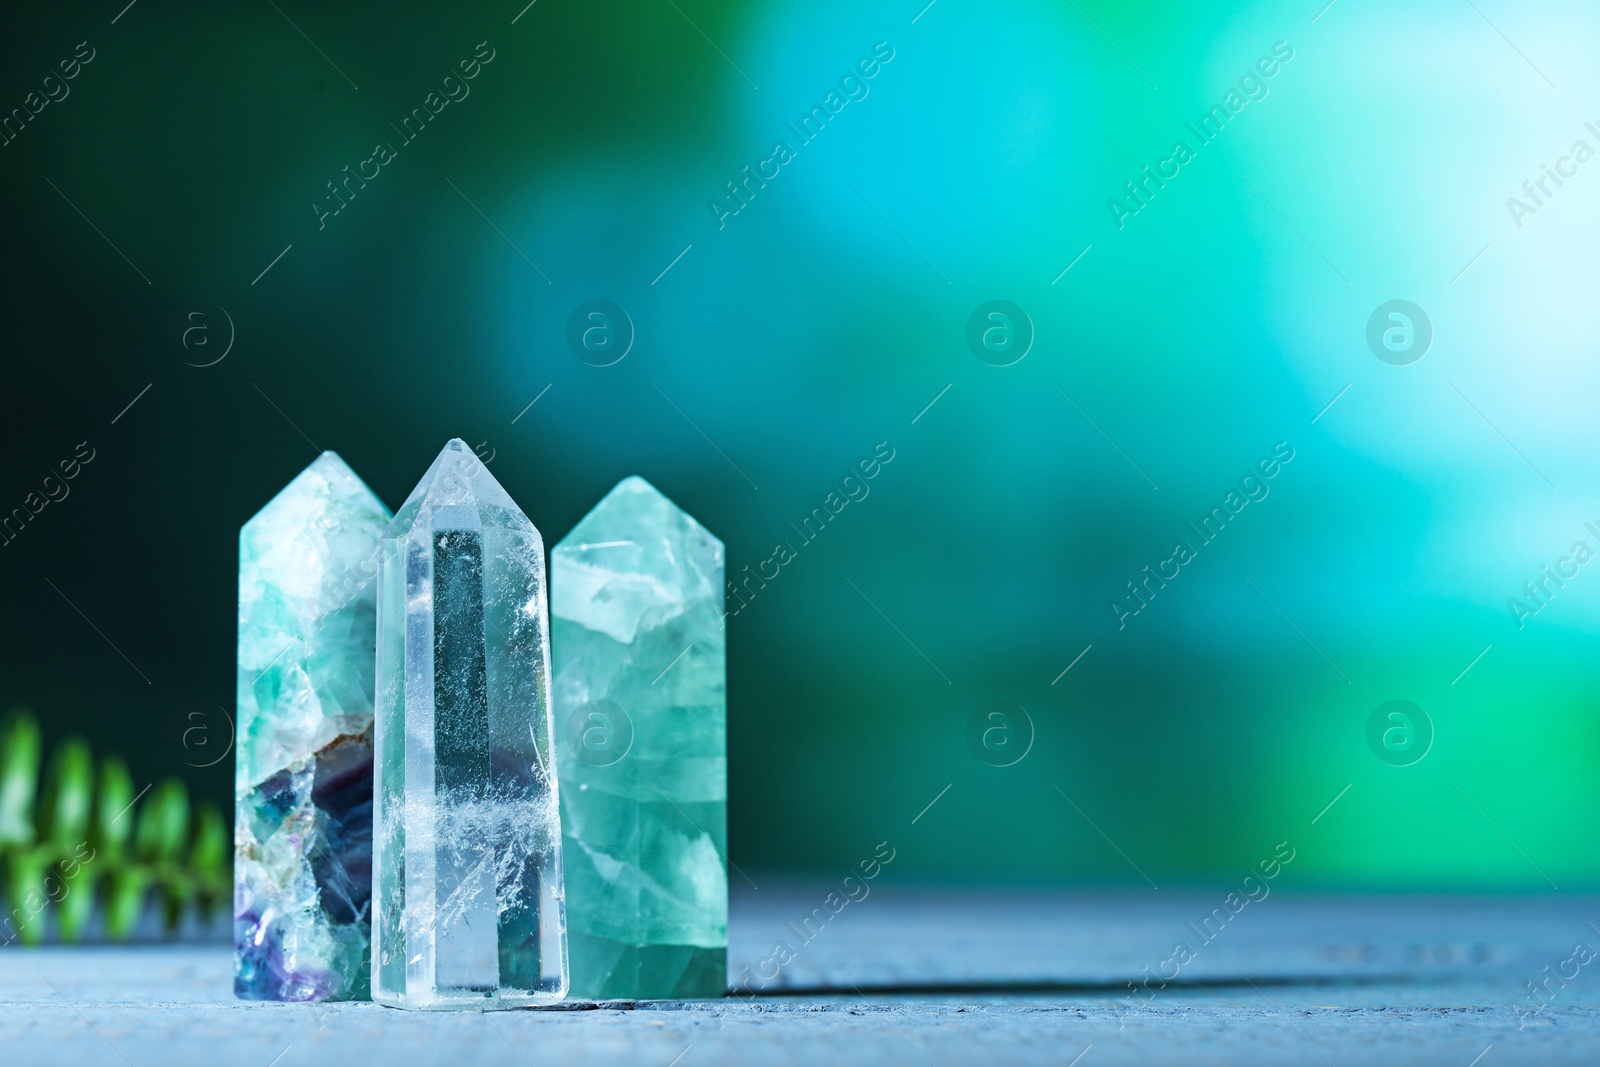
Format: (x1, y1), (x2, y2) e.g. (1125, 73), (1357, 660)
(310, 734), (375, 926)
(234, 732), (375, 1000)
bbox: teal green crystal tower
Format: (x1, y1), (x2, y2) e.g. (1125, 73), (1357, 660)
(235, 452), (390, 1001)
(552, 476), (727, 998)
(371, 439), (568, 1010)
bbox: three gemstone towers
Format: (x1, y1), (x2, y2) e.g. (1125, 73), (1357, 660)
(233, 442), (727, 1008)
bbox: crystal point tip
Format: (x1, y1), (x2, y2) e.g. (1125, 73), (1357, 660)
(387, 438), (527, 539)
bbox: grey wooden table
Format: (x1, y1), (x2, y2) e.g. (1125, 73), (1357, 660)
(3, 884), (1597, 1065)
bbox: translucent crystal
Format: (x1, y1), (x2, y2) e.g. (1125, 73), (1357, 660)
(372, 439), (567, 1009)
(235, 451), (390, 1001)
(552, 476), (727, 998)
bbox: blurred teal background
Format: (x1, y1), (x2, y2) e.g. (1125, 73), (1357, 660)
(1, 0), (1597, 889)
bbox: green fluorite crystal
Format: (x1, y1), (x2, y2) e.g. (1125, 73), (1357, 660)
(235, 452), (390, 1002)
(552, 476), (727, 999)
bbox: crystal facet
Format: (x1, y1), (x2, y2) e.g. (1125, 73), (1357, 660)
(552, 476), (727, 999)
(235, 451), (390, 1001)
(372, 439), (568, 1009)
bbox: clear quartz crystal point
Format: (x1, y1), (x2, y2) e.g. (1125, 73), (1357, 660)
(552, 476), (727, 998)
(372, 439), (568, 1009)
(235, 451), (390, 1002)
